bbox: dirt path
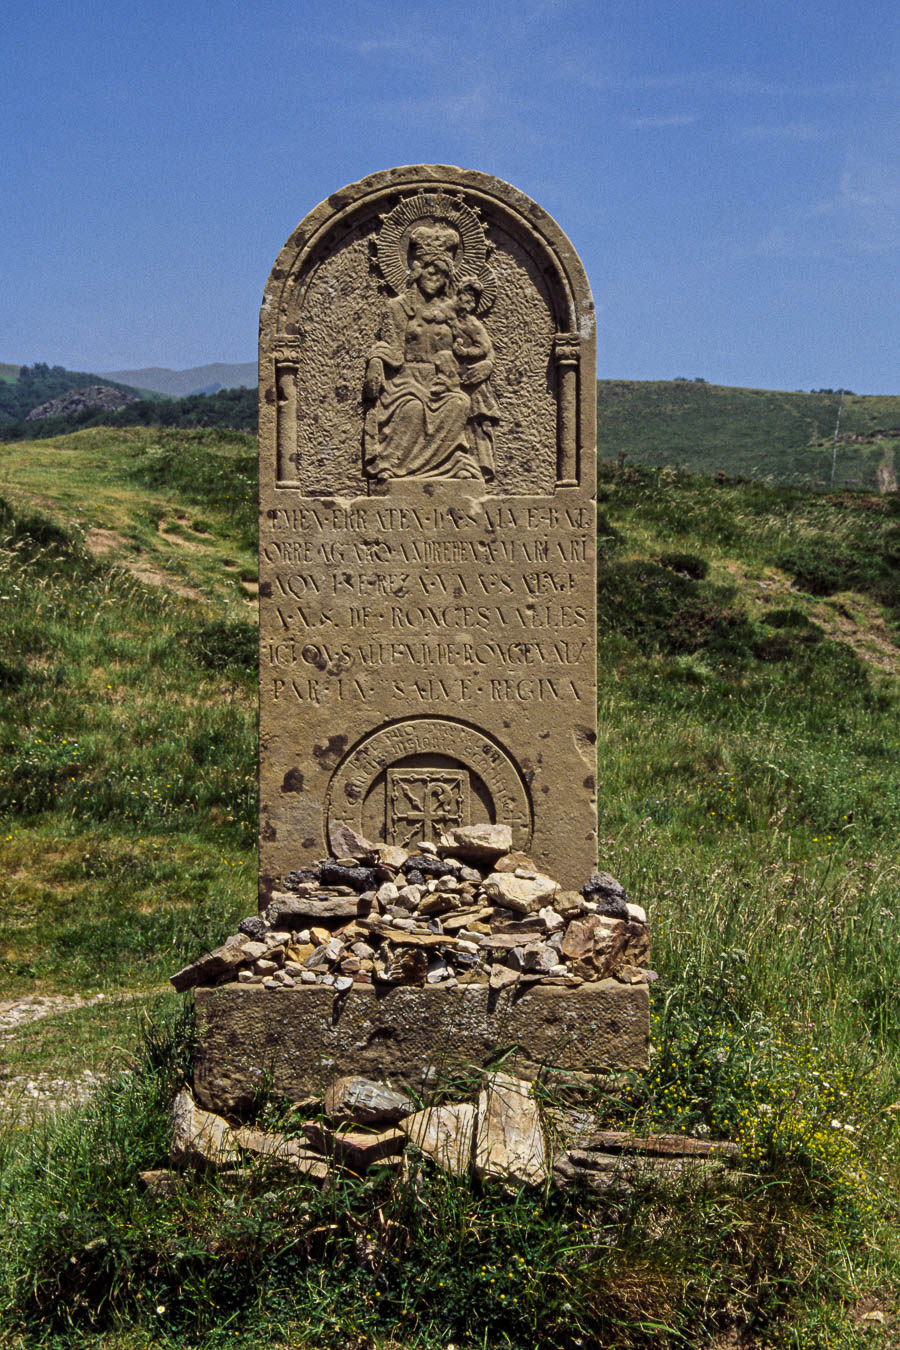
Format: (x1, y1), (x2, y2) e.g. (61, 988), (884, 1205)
(0, 993), (115, 1118)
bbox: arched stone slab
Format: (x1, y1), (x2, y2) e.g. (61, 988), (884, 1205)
(258, 166), (597, 900)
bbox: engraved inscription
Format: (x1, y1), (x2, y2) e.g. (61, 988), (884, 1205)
(325, 718), (532, 852)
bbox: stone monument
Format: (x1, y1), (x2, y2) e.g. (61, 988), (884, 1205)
(258, 164), (598, 898)
(185, 168), (649, 1106)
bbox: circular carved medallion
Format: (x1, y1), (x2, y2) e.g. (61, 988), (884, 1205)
(325, 717), (532, 851)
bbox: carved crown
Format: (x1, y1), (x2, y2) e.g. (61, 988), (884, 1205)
(373, 191), (496, 312)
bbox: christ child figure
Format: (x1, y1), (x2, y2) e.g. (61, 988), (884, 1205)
(452, 276), (501, 482)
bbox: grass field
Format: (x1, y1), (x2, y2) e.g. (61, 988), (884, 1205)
(0, 428), (897, 1347)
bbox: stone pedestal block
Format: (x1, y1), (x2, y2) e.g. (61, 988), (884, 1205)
(193, 981), (649, 1114)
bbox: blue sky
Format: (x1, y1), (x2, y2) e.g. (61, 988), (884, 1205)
(3, 0), (898, 391)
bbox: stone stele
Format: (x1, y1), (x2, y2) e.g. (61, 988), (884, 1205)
(258, 165), (597, 899)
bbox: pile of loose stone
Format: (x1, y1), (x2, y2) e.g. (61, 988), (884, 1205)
(171, 823), (653, 994)
(158, 1070), (738, 1196)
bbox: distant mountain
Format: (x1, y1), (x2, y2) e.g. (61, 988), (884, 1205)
(100, 363), (256, 397)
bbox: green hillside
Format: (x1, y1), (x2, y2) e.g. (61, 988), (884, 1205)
(0, 427), (897, 1346)
(598, 379), (900, 491)
(0, 362), (152, 429)
(0, 383), (257, 441)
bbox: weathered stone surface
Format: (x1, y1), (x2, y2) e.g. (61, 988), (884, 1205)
(439, 824), (513, 862)
(139, 1168), (181, 1196)
(171, 1088), (239, 1167)
(481, 871), (559, 913)
(169, 936), (247, 992)
(570, 1130), (740, 1160)
(400, 1103), (476, 1174)
(475, 1073), (547, 1186)
(324, 1074), (415, 1125)
(238, 915), (268, 940)
(258, 166), (597, 899)
(267, 892), (372, 923)
(193, 982), (649, 1112)
(232, 1125), (330, 1178)
(327, 823), (377, 861)
(303, 1122), (406, 1170)
(561, 915), (649, 979)
(552, 1148), (729, 1193)
(581, 871), (628, 918)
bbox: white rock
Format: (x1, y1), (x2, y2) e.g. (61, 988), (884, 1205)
(376, 881), (400, 904)
(481, 871), (559, 914)
(171, 1088), (239, 1167)
(400, 1103), (476, 1174)
(538, 906), (564, 933)
(439, 823), (513, 861)
(627, 903), (648, 923)
(239, 940), (267, 961)
(334, 975), (353, 992)
(377, 845), (409, 869)
(474, 1073), (548, 1186)
(522, 943), (558, 973)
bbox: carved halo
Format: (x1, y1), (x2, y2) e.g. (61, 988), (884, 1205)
(375, 191), (497, 313)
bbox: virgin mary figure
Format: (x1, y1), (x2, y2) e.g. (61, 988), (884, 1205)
(363, 223), (483, 482)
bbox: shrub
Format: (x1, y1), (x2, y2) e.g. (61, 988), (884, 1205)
(191, 619), (257, 675)
(596, 561), (754, 659)
(657, 550), (709, 579)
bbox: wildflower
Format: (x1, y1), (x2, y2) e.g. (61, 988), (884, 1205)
(155, 1304), (166, 1315)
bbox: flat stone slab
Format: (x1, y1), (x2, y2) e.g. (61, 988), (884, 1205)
(193, 981), (649, 1113)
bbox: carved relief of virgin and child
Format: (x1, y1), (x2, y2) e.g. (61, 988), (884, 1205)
(364, 215), (500, 484)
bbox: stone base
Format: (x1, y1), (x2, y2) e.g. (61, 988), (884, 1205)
(193, 981), (649, 1113)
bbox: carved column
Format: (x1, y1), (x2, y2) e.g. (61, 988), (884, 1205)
(553, 333), (580, 486)
(274, 349), (299, 484)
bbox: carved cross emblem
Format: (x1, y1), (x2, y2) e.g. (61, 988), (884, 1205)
(386, 769), (470, 847)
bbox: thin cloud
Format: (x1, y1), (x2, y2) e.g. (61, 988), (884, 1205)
(746, 149), (900, 259)
(559, 61), (893, 101)
(622, 113), (699, 130)
(375, 83), (504, 131)
(741, 122), (827, 143)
